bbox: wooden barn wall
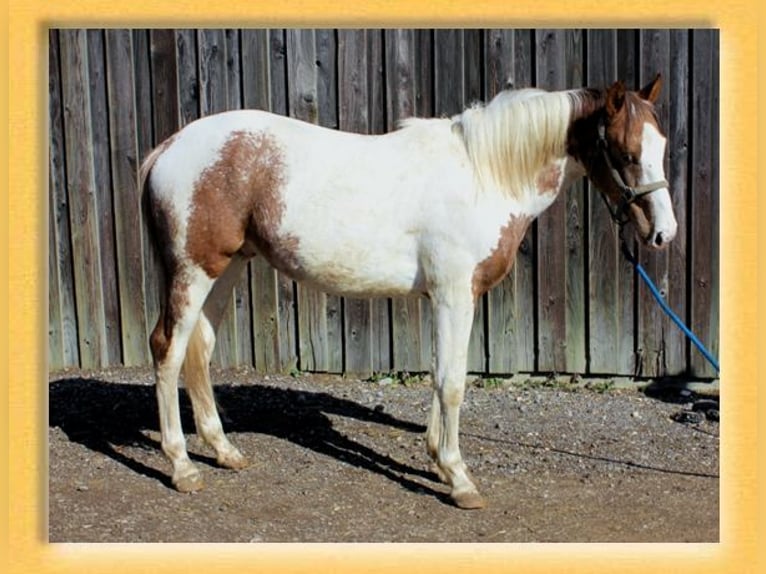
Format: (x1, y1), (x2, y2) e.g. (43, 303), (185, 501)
(47, 28), (720, 379)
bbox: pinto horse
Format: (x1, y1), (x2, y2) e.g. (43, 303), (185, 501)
(141, 74), (677, 509)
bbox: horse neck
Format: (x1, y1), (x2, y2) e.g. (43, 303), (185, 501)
(565, 88), (607, 170)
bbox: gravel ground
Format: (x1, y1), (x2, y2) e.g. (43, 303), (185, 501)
(48, 368), (719, 543)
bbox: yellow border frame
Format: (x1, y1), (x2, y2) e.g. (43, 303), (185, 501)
(6, 1), (762, 572)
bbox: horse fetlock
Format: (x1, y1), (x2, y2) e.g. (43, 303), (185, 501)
(429, 461), (449, 484)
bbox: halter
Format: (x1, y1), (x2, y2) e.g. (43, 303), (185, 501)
(595, 118), (669, 226)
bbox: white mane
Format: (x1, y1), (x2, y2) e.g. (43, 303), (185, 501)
(453, 88), (576, 198)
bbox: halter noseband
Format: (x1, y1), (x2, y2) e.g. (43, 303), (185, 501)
(596, 118), (669, 226)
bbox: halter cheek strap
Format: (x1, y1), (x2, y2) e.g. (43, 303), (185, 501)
(596, 120), (669, 225)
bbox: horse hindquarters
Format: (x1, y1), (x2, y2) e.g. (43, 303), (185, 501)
(144, 157), (250, 491)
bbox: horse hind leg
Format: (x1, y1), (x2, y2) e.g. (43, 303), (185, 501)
(150, 267), (215, 492)
(182, 253), (250, 470)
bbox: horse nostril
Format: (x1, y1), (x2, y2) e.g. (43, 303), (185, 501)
(654, 232), (664, 247)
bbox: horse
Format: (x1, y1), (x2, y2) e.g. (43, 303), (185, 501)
(140, 74), (677, 509)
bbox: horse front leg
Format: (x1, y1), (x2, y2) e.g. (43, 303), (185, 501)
(429, 284), (486, 509)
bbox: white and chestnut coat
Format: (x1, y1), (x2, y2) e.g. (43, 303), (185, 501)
(141, 75), (676, 509)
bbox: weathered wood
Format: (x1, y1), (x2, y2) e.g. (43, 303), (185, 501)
(87, 30), (122, 365)
(176, 29), (199, 127)
(338, 29), (373, 375)
(227, 29), (255, 369)
(689, 29), (719, 377)
(105, 29), (149, 366)
(564, 29), (587, 373)
(49, 34), (65, 366)
(535, 29), (567, 373)
(314, 29), (344, 374)
(48, 27), (717, 379)
(133, 30), (161, 337)
(48, 30), (80, 368)
(433, 29), (486, 373)
(387, 29), (429, 374)
(146, 30), (181, 355)
(665, 30), (690, 375)
(485, 29), (517, 374)
(241, 30), (280, 373)
(637, 29), (671, 377)
(48, 173), (64, 369)
(370, 29), (392, 373)
(197, 29), (236, 368)
(269, 29), (298, 372)
(59, 29), (108, 367)
(286, 29), (328, 372)
(587, 29), (632, 375)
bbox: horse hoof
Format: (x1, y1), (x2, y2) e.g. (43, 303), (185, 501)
(173, 471), (204, 493)
(218, 450), (249, 470)
(451, 491), (487, 510)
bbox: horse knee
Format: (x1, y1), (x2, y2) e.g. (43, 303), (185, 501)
(439, 384), (465, 408)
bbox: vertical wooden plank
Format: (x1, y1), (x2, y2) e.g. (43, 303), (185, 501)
(197, 28), (239, 368)
(315, 29), (344, 374)
(689, 29), (719, 377)
(614, 29), (640, 375)
(48, 172), (64, 369)
(637, 29), (672, 377)
(287, 29), (328, 371)
(369, 29), (392, 374)
(511, 29), (537, 373)
(87, 29), (122, 365)
(433, 29), (485, 373)
(270, 29), (299, 372)
(463, 29), (487, 374)
(387, 29), (432, 374)
(414, 29), (435, 372)
(149, 29), (180, 142)
(242, 29), (282, 373)
(665, 30), (690, 375)
(484, 29), (537, 375)
(144, 29), (181, 352)
(226, 29), (254, 368)
(564, 29), (587, 373)
(59, 29), (108, 368)
(176, 29), (199, 127)
(105, 29), (150, 366)
(315, 29), (339, 129)
(535, 29), (567, 373)
(48, 30), (80, 368)
(587, 29), (632, 374)
(338, 29), (373, 376)
(133, 30), (159, 340)
(48, 30), (65, 367)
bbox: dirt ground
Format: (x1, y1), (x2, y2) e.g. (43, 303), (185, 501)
(48, 368), (719, 543)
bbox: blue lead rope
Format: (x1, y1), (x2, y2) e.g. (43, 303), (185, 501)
(620, 238), (720, 374)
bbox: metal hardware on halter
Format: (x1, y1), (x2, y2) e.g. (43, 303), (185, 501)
(596, 119), (669, 226)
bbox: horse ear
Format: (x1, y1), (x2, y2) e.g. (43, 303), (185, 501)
(606, 80), (626, 117)
(639, 73), (663, 103)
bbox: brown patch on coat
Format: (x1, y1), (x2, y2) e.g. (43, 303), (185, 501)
(186, 130), (299, 278)
(535, 164), (562, 195)
(472, 216), (532, 300)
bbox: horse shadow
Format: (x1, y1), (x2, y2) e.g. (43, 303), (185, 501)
(48, 376), (450, 502)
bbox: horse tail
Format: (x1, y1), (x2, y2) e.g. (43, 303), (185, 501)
(138, 142), (168, 238)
